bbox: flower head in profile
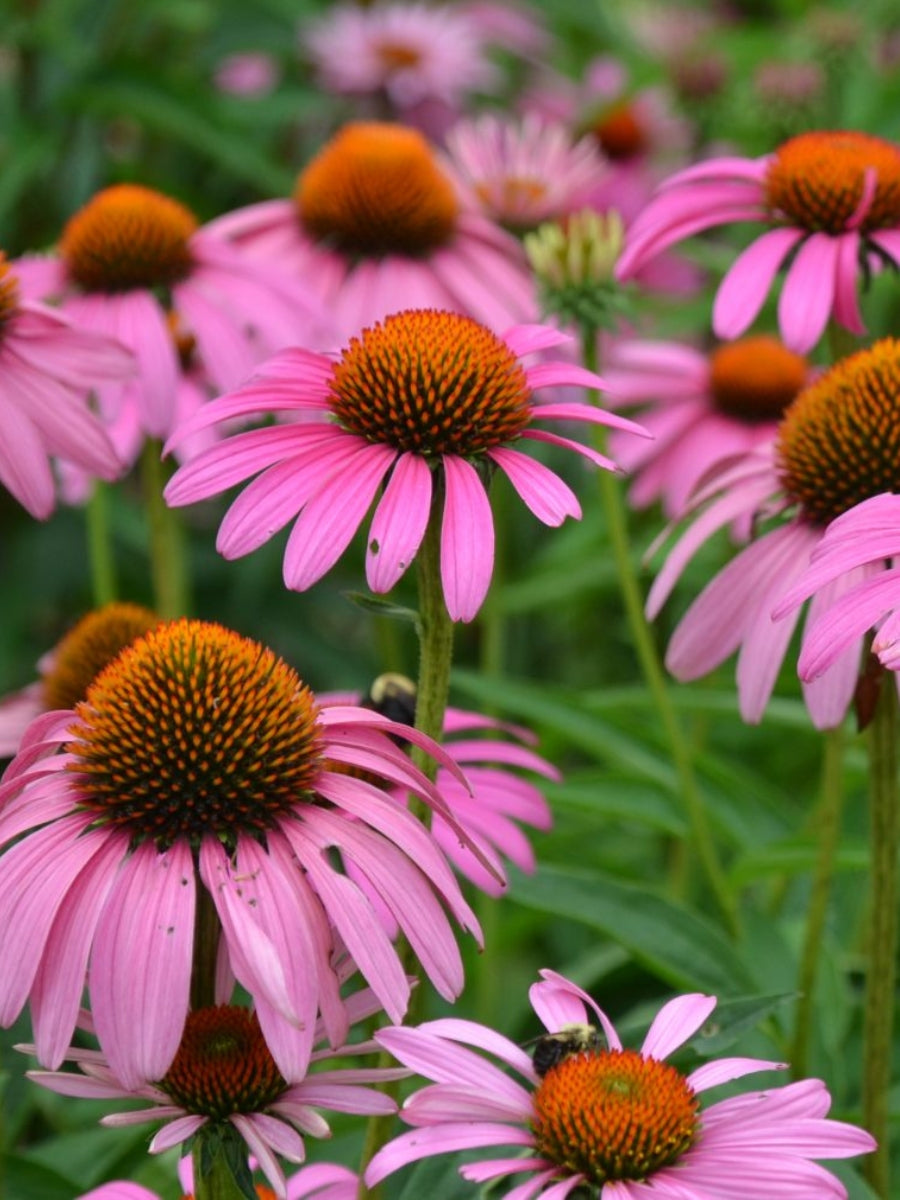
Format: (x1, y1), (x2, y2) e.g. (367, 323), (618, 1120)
(366, 969), (875, 1197)
(444, 114), (609, 233)
(15, 183), (328, 450)
(0, 251), (129, 518)
(606, 334), (812, 517)
(617, 130), (900, 351)
(164, 309), (647, 622)
(647, 339), (900, 728)
(327, 674), (556, 895)
(204, 122), (538, 339)
(0, 619), (481, 1088)
(29, 1001), (397, 1199)
(0, 602), (161, 759)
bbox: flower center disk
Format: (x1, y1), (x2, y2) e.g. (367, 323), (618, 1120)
(763, 131), (900, 234)
(295, 122), (458, 257)
(532, 1048), (699, 1184)
(590, 102), (648, 161)
(329, 309), (532, 456)
(776, 338), (900, 525)
(61, 183), (197, 292)
(709, 336), (808, 422)
(69, 619), (324, 846)
(160, 1006), (287, 1119)
(43, 602), (162, 712)
(0, 252), (20, 332)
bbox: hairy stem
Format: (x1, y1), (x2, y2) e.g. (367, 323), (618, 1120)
(141, 439), (190, 618)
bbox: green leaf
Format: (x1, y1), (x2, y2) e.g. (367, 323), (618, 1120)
(342, 591), (419, 623)
(510, 863), (755, 995)
(689, 992), (796, 1056)
(396, 1155), (477, 1200)
(730, 837), (868, 886)
(3, 1156), (80, 1200)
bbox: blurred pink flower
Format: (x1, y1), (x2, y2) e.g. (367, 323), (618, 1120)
(324, 677), (556, 895)
(647, 340), (900, 727)
(606, 334), (812, 517)
(205, 122), (538, 340)
(164, 310), (647, 622)
(444, 113), (609, 231)
(365, 968), (875, 1197)
(15, 184), (329, 454)
(0, 618), (482, 1088)
(617, 130), (900, 351)
(457, 0), (549, 58)
(0, 252), (128, 518)
(214, 51), (279, 96)
(30, 1002), (398, 1199)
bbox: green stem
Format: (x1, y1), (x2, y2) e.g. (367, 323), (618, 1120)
(583, 332), (739, 937)
(790, 725), (845, 1078)
(86, 480), (118, 607)
(357, 494), (456, 1200)
(140, 439), (190, 618)
(192, 1125), (257, 1200)
(190, 882), (222, 1012)
(862, 680), (899, 1198)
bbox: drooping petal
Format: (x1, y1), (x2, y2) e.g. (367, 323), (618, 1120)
(777, 233), (839, 353)
(713, 227), (803, 340)
(366, 451), (432, 592)
(640, 993), (717, 1061)
(488, 446), (580, 526)
(440, 454), (494, 622)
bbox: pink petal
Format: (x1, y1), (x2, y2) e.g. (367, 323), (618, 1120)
(713, 227), (803, 340)
(640, 994), (717, 1061)
(529, 970), (622, 1051)
(502, 325), (573, 356)
(797, 566), (900, 681)
(366, 451), (432, 592)
(489, 446), (580, 526)
(441, 455), (494, 622)
(832, 230), (866, 335)
(778, 233), (839, 353)
(687, 1057), (786, 1092)
(364, 1123), (534, 1186)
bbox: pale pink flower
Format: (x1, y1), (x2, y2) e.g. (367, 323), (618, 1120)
(0, 252), (128, 518)
(365, 969), (875, 1197)
(164, 309), (647, 623)
(617, 130), (900, 352)
(647, 340), (900, 727)
(15, 183), (329, 454)
(0, 602), (161, 759)
(214, 51), (279, 96)
(605, 334), (812, 517)
(0, 618), (482, 1089)
(204, 122), (539, 340)
(29, 998), (400, 1200)
(303, 2), (496, 111)
(443, 113), (609, 232)
(324, 677), (556, 895)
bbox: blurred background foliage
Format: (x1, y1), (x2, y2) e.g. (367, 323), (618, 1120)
(1, 0), (899, 1196)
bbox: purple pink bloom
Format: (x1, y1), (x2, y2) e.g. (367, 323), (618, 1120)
(0, 618), (482, 1088)
(647, 339), (900, 727)
(14, 183), (328, 452)
(29, 1000), (398, 1199)
(617, 130), (900, 352)
(605, 334), (812, 517)
(365, 968), (875, 1198)
(0, 252), (129, 518)
(164, 309), (646, 623)
(204, 122), (538, 340)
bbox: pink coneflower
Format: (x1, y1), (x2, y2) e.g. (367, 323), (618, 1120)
(164, 309), (646, 623)
(29, 1002), (400, 1199)
(204, 122), (538, 339)
(15, 183), (328, 449)
(214, 51), (279, 97)
(303, 3), (496, 112)
(0, 602), (161, 759)
(0, 251), (128, 518)
(365, 968), (875, 1197)
(326, 675), (555, 895)
(606, 334), (812, 517)
(617, 130), (900, 352)
(646, 339), (900, 727)
(81, 1160), (358, 1200)
(0, 618), (482, 1088)
(443, 113), (609, 233)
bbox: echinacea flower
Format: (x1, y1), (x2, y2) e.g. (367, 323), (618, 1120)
(617, 130), (900, 352)
(365, 968), (875, 1198)
(0, 602), (161, 759)
(29, 1002), (400, 1199)
(605, 334), (812, 517)
(79, 1158), (357, 1200)
(204, 122), (538, 339)
(164, 309), (647, 622)
(0, 618), (482, 1088)
(443, 113), (609, 233)
(303, 3), (496, 112)
(0, 252), (129, 518)
(326, 674), (556, 895)
(15, 183), (328, 449)
(646, 339), (900, 727)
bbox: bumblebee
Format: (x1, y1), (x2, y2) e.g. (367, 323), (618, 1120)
(362, 673), (417, 728)
(530, 1023), (604, 1077)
